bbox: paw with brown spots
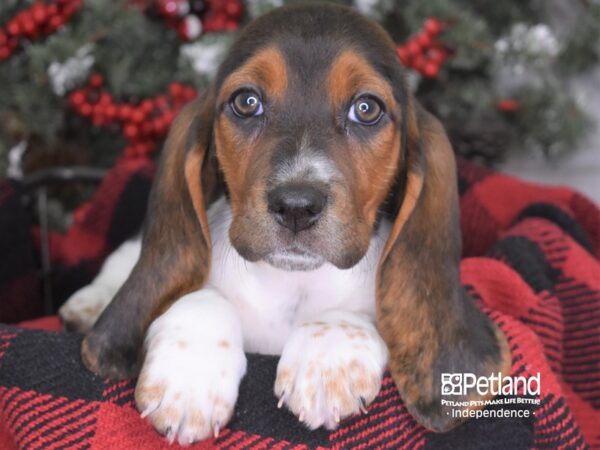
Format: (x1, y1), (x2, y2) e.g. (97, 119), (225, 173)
(274, 312), (388, 430)
(135, 289), (247, 445)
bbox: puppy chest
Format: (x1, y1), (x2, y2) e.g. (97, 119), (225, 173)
(210, 266), (377, 355)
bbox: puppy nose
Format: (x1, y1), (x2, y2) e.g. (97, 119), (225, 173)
(268, 185), (327, 232)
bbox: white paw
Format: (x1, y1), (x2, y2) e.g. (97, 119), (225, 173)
(59, 284), (114, 332)
(135, 325), (247, 445)
(275, 315), (388, 430)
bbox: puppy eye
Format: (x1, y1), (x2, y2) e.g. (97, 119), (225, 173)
(348, 96), (384, 125)
(231, 90), (264, 118)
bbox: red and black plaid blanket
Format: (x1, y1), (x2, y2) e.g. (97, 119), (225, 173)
(0, 159), (599, 449)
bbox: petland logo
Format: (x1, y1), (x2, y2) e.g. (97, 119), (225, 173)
(441, 372), (541, 396)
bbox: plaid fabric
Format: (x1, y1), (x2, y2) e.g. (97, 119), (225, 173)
(0, 159), (155, 323)
(0, 160), (599, 449)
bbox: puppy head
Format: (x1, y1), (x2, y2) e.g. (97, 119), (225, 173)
(212, 4), (406, 271)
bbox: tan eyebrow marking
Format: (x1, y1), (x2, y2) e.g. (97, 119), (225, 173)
(218, 46), (288, 105)
(326, 49), (395, 112)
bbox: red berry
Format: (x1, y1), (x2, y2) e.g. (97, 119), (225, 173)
(99, 92), (112, 106)
(183, 86), (197, 100)
(89, 73), (103, 88)
(397, 46), (410, 64)
(47, 15), (65, 32)
(169, 82), (184, 98)
(163, 111), (176, 125)
(7, 21), (21, 36)
(416, 32), (432, 48)
(423, 61), (440, 78)
(153, 118), (166, 135)
(131, 109), (146, 124)
(31, 3), (47, 24)
(225, 1), (243, 19)
(69, 90), (86, 106)
(140, 99), (154, 113)
(424, 18), (443, 36)
(413, 54), (427, 72)
(93, 103), (105, 116)
(119, 105), (133, 120)
(80, 103), (92, 117)
(124, 124), (139, 139)
(0, 31), (8, 46)
(105, 104), (118, 121)
(406, 40), (421, 57)
(47, 4), (59, 16)
(497, 99), (520, 112)
(22, 19), (37, 37)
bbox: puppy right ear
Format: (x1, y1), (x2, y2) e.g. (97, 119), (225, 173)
(81, 92), (218, 379)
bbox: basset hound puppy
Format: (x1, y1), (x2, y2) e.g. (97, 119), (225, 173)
(60, 3), (511, 445)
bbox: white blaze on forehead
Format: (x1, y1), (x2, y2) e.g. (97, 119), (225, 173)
(274, 133), (339, 184)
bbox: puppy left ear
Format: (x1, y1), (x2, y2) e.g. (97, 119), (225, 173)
(376, 100), (511, 432)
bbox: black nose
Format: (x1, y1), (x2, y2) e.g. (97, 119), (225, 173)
(267, 185), (327, 232)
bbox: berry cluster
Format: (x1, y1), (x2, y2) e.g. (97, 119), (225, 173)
(68, 74), (198, 159)
(0, 0), (83, 61)
(396, 17), (449, 78)
(151, 0), (243, 40)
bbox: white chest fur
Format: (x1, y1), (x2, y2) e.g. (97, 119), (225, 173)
(206, 197), (390, 355)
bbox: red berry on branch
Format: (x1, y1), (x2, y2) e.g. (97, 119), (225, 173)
(169, 82), (184, 98)
(31, 3), (47, 24)
(124, 124), (139, 139)
(89, 73), (104, 88)
(69, 90), (86, 106)
(140, 99), (154, 114)
(0, 31), (7, 46)
(423, 61), (440, 78)
(224, 1), (243, 19)
(99, 92), (112, 106)
(406, 40), (421, 57)
(413, 54), (427, 72)
(47, 4), (59, 16)
(397, 46), (410, 63)
(119, 104), (133, 121)
(183, 86), (197, 100)
(424, 17), (443, 36)
(497, 99), (520, 112)
(7, 21), (21, 36)
(47, 15), (65, 32)
(416, 32), (432, 48)
(131, 109), (146, 124)
(163, 110), (176, 126)
(105, 104), (118, 121)
(80, 103), (93, 117)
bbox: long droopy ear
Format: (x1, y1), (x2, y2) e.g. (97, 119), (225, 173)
(81, 92), (219, 379)
(376, 99), (511, 432)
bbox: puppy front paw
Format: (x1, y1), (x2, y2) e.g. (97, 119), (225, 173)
(275, 316), (388, 430)
(135, 331), (247, 445)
